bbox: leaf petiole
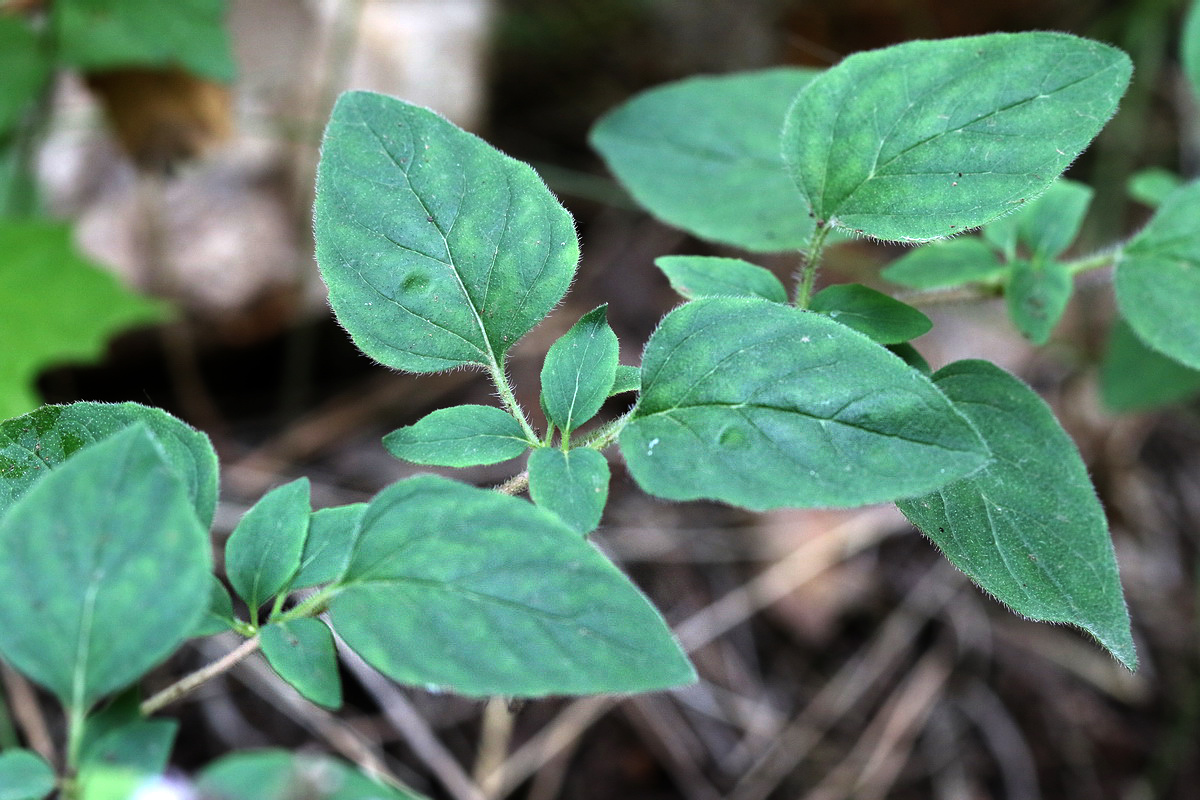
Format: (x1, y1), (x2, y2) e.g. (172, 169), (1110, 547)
(794, 222), (832, 308)
(487, 360), (541, 444)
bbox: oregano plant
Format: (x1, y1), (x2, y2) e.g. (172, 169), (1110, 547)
(3, 26), (1185, 798)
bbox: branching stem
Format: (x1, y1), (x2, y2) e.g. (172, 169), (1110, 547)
(495, 471), (529, 496)
(140, 636), (262, 716)
(794, 223), (832, 307)
(1062, 247), (1120, 275)
(487, 360), (540, 443)
(577, 408), (635, 451)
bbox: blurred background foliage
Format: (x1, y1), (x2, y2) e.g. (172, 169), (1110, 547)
(2, 1), (1200, 798)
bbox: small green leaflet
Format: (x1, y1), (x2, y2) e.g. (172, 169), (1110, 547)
(192, 575), (237, 637)
(199, 750), (427, 800)
(620, 297), (989, 510)
(1115, 180), (1200, 370)
(0, 750), (55, 800)
(315, 91), (578, 373)
(0, 17), (51, 135)
(610, 365), (641, 397)
(882, 237), (1004, 290)
(261, 618), (342, 710)
(590, 68), (820, 252)
(328, 475), (695, 696)
(528, 447), (610, 534)
(808, 283), (932, 344)
(79, 719), (178, 783)
(656, 256), (787, 303)
(897, 360), (1136, 670)
(540, 306), (619, 436)
(1014, 180), (1093, 260)
(1101, 318), (1200, 412)
(1127, 167), (1182, 208)
(1005, 259), (1072, 345)
(887, 342), (932, 375)
(53, 0), (236, 83)
(982, 179), (1093, 262)
(783, 33), (1130, 242)
(0, 220), (171, 420)
(0, 427), (211, 710)
(289, 503), (366, 590)
(384, 405), (530, 467)
(1185, 0), (1200, 102)
(225, 478), (311, 616)
(0, 401), (219, 528)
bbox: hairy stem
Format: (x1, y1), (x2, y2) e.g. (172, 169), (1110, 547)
(893, 283), (1004, 307)
(273, 585), (339, 625)
(794, 223), (832, 307)
(140, 636), (262, 716)
(494, 471), (529, 496)
(487, 360), (540, 443)
(63, 703), (87, 796)
(577, 408), (635, 451)
(1063, 246), (1121, 275)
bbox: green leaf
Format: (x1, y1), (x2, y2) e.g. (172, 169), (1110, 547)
(315, 91), (577, 373)
(225, 478), (311, 614)
(1185, 0), (1200, 102)
(0, 140), (39, 218)
(199, 750), (426, 800)
(1100, 318), (1200, 412)
(1115, 180), (1200, 370)
(620, 297), (989, 510)
(887, 342), (932, 375)
(809, 283), (932, 344)
(981, 179), (1093, 261)
(590, 68), (820, 252)
(540, 306), (619, 436)
(290, 504), (366, 590)
(261, 618), (342, 710)
(79, 719), (177, 780)
(53, 0), (235, 82)
(528, 447), (610, 534)
(656, 255), (787, 303)
(896, 360), (1136, 670)
(1127, 167), (1183, 208)
(783, 33), (1131, 242)
(981, 211), (1021, 261)
(0, 220), (171, 419)
(610, 365), (641, 396)
(1005, 259), (1072, 345)
(881, 237), (1004, 290)
(0, 17), (52, 136)
(1015, 179), (1093, 259)
(329, 475), (695, 696)
(192, 575), (237, 637)
(383, 405), (530, 467)
(0, 750), (55, 800)
(0, 401), (218, 529)
(0, 426), (211, 710)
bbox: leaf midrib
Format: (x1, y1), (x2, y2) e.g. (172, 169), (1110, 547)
(827, 56), (1114, 215)
(359, 110), (504, 371)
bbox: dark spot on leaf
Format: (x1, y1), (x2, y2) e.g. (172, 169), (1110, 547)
(718, 426), (748, 449)
(402, 272), (429, 293)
